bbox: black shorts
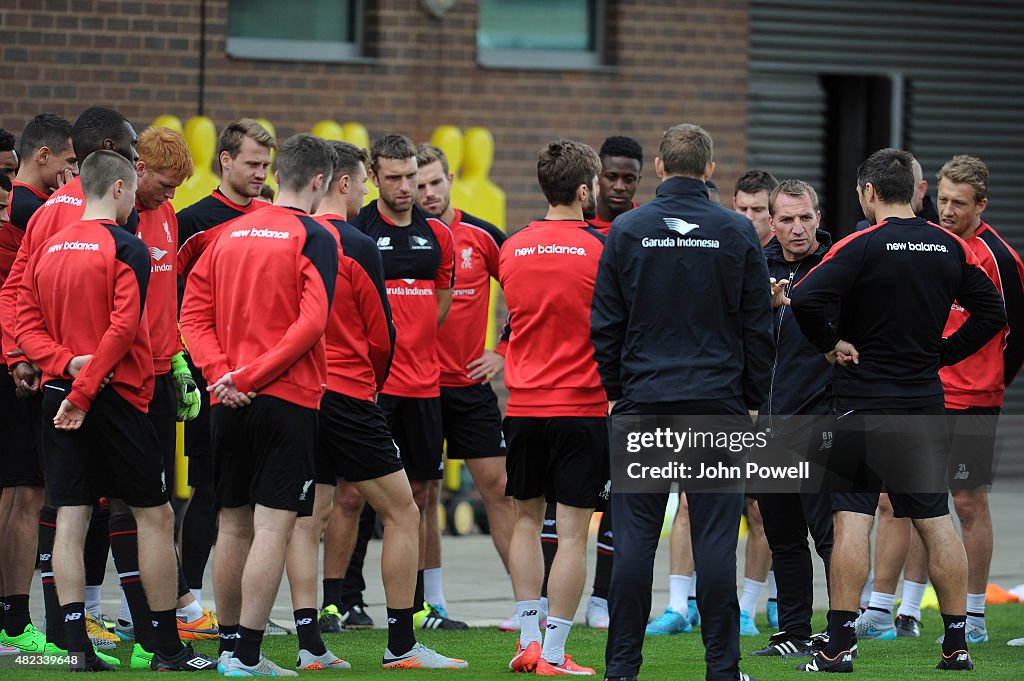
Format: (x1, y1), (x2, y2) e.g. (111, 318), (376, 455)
(440, 384), (506, 459)
(210, 396), (317, 515)
(316, 391), (404, 485)
(150, 372), (177, 499)
(187, 453), (212, 488)
(377, 394), (443, 481)
(503, 416), (610, 509)
(40, 380), (168, 508)
(0, 369), (43, 488)
(946, 406), (998, 490)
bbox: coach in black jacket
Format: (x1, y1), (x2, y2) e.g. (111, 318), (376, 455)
(593, 123), (772, 681)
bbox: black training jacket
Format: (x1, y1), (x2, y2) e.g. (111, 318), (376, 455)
(591, 176), (774, 409)
(790, 216), (1006, 409)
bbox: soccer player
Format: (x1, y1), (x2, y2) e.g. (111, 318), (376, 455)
(733, 169), (779, 247)
(180, 133), (338, 676)
(298, 140), (466, 670)
(0, 129), (16, 176)
(502, 139), (606, 676)
(790, 147), (1006, 673)
(415, 143), (513, 621)
(348, 134), (459, 630)
(15, 149), (215, 671)
(594, 123), (771, 681)
(587, 135), (643, 235)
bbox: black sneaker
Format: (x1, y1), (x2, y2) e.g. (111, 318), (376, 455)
(319, 604), (344, 634)
(340, 602), (374, 630)
(797, 649), (854, 672)
(414, 603), (469, 630)
(151, 645), (219, 671)
(810, 630), (858, 658)
(937, 650), (974, 671)
(751, 632), (815, 657)
(895, 614), (921, 638)
(69, 651), (115, 672)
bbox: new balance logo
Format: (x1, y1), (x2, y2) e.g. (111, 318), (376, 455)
(664, 217), (700, 235)
(948, 621), (966, 629)
(521, 610), (538, 617)
(152, 620), (159, 628)
(842, 654), (852, 662)
(295, 617), (314, 626)
(806, 659), (819, 671)
(546, 623), (556, 630)
(149, 246), (169, 261)
(65, 612), (82, 621)
(40, 553), (51, 561)
(957, 654), (968, 661)
(377, 237), (392, 250)
(387, 617), (398, 625)
(843, 621), (857, 628)
(953, 463), (970, 480)
(220, 632), (241, 640)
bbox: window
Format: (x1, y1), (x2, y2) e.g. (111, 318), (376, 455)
(226, 0), (362, 63)
(477, 0), (604, 69)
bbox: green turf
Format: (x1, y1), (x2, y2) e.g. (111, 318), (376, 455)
(1, 605), (1021, 677)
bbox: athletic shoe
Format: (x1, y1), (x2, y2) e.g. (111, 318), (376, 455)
(936, 650), (974, 671)
(99, 613), (118, 633)
(69, 651), (115, 672)
(225, 654), (299, 676)
(855, 613), (896, 640)
(509, 640), (541, 672)
(340, 602), (374, 629)
(738, 673), (757, 681)
(151, 645), (218, 671)
(114, 620), (135, 641)
(44, 642), (121, 666)
(895, 614), (921, 638)
(937, 625), (989, 645)
(796, 649), (854, 672)
(767, 599), (779, 629)
(130, 643), (155, 669)
(0, 623), (46, 652)
(586, 597), (609, 629)
(217, 651), (232, 674)
(645, 608), (691, 636)
(319, 604), (344, 634)
(381, 642), (469, 669)
(86, 614), (118, 649)
(740, 610), (760, 636)
(536, 654), (595, 676)
(1008, 637), (1024, 647)
(413, 603), (469, 630)
(265, 618), (291, 636)
(296, 648), (352, 670)
(687, 598), (701, 627)
(751, 632), (814, 657)
(810, 632), (859, 659)
(499, 613), (519, 632)
(177, 611), (219, 640)
(205, 608), (219, 629)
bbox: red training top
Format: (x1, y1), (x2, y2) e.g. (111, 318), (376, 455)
(586, 201), (638, 236)
(136, 201), (181, 373)
(0, 181), (49, 285)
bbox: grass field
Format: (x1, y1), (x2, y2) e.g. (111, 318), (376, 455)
(1, 605), (1021, 678)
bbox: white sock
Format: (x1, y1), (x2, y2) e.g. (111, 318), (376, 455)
(189, 588), (203, 608)
(516, 599), (542, 647)
(860, 569), (874, 608)
(176, 599), (204, 623)
(423, 567), (445, 608)
(669, 574), (690, 614)
(689, 572), (697, 598)
(896, 581), (927, 620)
(85, 585), (102, 619)
(539, 596), (549, 616)
(767, 571), (777, 599)
(118, 592), (132, 625)
(739, 578), (766, 615)
(541, 616), (573, 664)
(867, 591), (896, 618)
(966, 592), (986, 629)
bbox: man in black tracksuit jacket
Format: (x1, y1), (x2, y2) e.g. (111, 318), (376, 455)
(789, 148), (1005, 673)
(752, 180), (835, 659)
(593, 124), (772, 681)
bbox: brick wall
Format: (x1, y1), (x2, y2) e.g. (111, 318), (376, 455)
(0, 0), (750, 227)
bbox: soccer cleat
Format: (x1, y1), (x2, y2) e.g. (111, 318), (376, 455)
(340, 602), (374, 630)
(381, 642), (469, 669)
(319, 604), (344, 634)
(85, 615), (119, 650)
(738, 673), (757, 681)
(130, 642), (155, 669)
(855, 613), (896, 640)
(767, 599), (779, 629)
(586, 597), (609, 629)
(114, 619), (135, 641)
(205, 608), (219, 629)
(265, 618), (291, 636)
(937, 625), (989, 645)
(895, 614), (921, 638)
(936, 650), (974, 671)
(413, 603), (469, 630)
(751, 632), (815, 657)
(217, 651), (232, 674)
(297, 647), (352, 670)
(225, 654), (299, 676)
(810, 632), (859, 658)
(797, 649), (855, 672)
(177, 611), (219, 640)
(99, 613), (118, 633)
(509, 641), (541, 673)
(44, 642), (121, 666)
(645, 608), (691, 636)
(1008, 637), (1024, 647)
(69, 650), (115, 672)
(151, 645), (218, 671)
(536, 654), (596, 676)
(687, 598), (701, 627)
(499, 613), (519, 632)
(0, 623), (46, 652)
(740, 610), (760, 636)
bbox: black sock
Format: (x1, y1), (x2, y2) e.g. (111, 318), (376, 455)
(414, 570), (425, 610)
(62, 602), (90, 654)
(0, 596), (6, 633)
(824, 610), (857, 657)
(108, 512), (153, 648)
(84, 505), (110, 590)
(322, 579), (344, 610)
(294, 608), (325, 655)
(151, 608), (183, 656)
(386, 607), (416, 656)
(941, 613), (968, 655)
(234, 625), (263, 666)
(39, 505), (65, 647)
(592, 509), (613, 600)
(5, 594), (30, 633)
(866, 605), (891, 615)
(218, 623), (239, 655)
(541, 503), (557, 599)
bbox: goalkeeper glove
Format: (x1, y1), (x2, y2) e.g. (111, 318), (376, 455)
(170, 352), (201, 422)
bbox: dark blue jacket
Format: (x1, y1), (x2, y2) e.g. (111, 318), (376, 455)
(590, 176), (774, 408)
